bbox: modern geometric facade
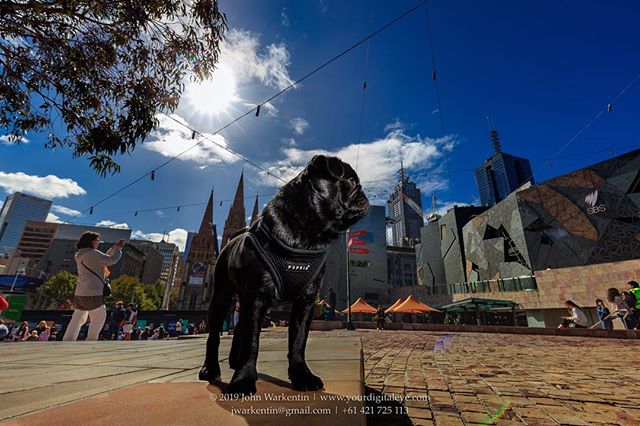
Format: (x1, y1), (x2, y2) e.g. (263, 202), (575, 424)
(387, 164), (423, 247)
(475, 130), (534, 206)
(321, 205), (388, 309)
(464, 148), (640, 281)
(0, 192), (52, 255)
(415, 205), (488, 294)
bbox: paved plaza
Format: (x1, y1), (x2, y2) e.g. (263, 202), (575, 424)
(2, 329), (639, 425)
(267, 328), (640, 425)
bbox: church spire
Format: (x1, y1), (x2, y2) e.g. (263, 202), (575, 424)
(250, 193), (260, 225)
(221, 171), (246, 248)
(198, 190), (214, 234)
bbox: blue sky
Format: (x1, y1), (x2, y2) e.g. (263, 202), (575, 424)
(1, 0), (639, 250)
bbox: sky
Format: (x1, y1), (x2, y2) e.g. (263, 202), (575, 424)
(1, 0), (640, 251)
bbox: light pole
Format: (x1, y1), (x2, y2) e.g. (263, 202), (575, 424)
(346, 230), (355, 331)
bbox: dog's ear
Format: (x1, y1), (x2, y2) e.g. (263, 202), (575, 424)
(324, 156), (346, 179)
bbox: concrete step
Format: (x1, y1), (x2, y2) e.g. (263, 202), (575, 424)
(1, 337), (365, 425)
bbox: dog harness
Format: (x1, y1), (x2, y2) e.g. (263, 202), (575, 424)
(243, 219), (328, 300)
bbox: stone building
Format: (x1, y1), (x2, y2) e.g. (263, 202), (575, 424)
(179, 191), (219, 310)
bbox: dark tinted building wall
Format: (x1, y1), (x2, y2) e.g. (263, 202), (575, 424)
(475, 153), (534, 207)
(416, 222), (445, 290)
(320, 206), (388, 309)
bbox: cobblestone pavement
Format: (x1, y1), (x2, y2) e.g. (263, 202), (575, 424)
(264, 328), (640, 425)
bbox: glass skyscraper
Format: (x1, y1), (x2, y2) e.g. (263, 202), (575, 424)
(0, 192), (52, 255)
(387, 164), (424, 247)
(475, 130), (534, 206)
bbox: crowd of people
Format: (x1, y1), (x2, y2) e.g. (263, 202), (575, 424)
(559, 280), (640, 330)
(0, 313), (210, 342)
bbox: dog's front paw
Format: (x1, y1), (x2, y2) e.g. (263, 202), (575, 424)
(198, 364), (221, 384)
(224, 376), (257, 396)
(289, 366), (324, 391)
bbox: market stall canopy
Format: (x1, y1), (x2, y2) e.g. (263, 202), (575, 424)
(342, 298), (377, 314)
(385, 298), (403, 314)
(389, 295), (440, 314)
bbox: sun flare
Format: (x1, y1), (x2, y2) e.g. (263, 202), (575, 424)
(184, 65), (238, 115)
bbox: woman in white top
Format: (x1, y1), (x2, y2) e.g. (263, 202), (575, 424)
(559, 300), (589, 328)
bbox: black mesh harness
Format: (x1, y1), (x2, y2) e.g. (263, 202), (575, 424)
(243, 219), (328, 300)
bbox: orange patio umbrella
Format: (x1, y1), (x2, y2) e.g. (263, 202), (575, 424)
(385, 298), (403, 314)
(341, 297), (377, 314)
(389, 295), (440, 314)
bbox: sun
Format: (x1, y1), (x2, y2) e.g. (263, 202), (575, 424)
(184, 65), (238, 115)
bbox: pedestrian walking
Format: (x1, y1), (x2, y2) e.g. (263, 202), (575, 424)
(63, 232), (123, 341)
(375, 305), (386, 330)
(122, 303), (137, 340)
(108, 301), (127, 340)
(596, 299), (613, 330)
(329, 288), (337, 320)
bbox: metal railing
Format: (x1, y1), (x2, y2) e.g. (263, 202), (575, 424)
(428, 276), (537, 296)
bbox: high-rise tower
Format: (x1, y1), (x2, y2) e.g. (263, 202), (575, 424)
(387, 163), (423, 247)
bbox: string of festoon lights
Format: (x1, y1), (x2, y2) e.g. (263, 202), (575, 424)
(65, 0), (432, 223)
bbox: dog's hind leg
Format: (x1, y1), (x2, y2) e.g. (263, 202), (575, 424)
(223, 288), (269, 396)
(199, 253), (232, 383)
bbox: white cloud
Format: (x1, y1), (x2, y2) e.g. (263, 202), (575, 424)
(431, 108), (440, 115)
(282, 138), (296, 147)
(132, 228), (190, 251)
(96, 220), (130, 230)
(281, 7), (290, 27)
(384, 119), (407, 133)
(0, 135), (29, 145)
(51, 205), (82, 217)
(0, 172), (86, 199)
(289, 117), (309, 135)
(143, 114), (241, 165)
(433, 200), (472, 216)
(46, 213), (62, 223)
(221, 29), (294, 91)
(261, 128), (457, 202)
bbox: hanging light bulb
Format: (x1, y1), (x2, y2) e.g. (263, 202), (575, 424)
(134, 211), (138, 217)
(607, 103), (613, 112)
(177, 206), (181, 212)
(89, 207), (94, 215)
(219, 201), (223, 206)
(192, 130), (196, 139)
(255, 105), (261, 117)
(151, 170), (155, 181)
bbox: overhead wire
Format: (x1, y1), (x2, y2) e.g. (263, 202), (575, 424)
(355, 0), (375, 171)
(66, 0), (430, 223)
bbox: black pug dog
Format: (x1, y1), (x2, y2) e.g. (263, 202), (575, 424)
(199, 154), (369, 395)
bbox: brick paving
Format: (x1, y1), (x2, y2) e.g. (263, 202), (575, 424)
(265, 328), (640, 425)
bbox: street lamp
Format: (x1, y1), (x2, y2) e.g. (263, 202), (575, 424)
(346, 230), (355, 331)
